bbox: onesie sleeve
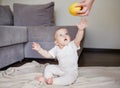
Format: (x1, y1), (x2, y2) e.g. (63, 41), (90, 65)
(48, 46), (57, 58)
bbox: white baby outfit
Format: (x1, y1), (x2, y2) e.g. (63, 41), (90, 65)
(44, 41), (80, 85)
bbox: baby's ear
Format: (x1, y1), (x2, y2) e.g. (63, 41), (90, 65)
(54, 41), (59, 46)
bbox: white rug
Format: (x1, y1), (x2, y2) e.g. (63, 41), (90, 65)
(0, 61), (120, 88)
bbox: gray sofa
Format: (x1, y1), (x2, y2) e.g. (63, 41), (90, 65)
(0, 2), (84, 69)
(0, 26), (84, 69)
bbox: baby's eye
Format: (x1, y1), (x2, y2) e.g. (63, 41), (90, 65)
(59, 34), (62, 36)
(65, 33), (69, 35)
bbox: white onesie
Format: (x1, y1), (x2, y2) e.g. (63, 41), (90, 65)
(44, 41), (80, 85)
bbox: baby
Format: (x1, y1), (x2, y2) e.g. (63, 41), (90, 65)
(32, 18), (87, 85)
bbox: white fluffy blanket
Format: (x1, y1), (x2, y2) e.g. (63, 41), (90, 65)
(0, 61), (120, 88)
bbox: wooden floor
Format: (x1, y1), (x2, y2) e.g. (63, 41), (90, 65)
(1, 48), (120, 70)
(78, 49), (120, 66)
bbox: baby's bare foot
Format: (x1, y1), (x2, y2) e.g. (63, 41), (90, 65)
(45, 78), (53, 85)
(36, 75), (44, 82)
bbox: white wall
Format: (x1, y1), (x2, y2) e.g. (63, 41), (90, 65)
(0, 0), (1, 4)
(1, 0), (120, 49)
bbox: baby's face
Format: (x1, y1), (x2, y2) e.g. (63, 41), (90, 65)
(55, 28), (71, 47)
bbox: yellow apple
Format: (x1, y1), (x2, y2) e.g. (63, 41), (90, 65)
(69, 2), (82, 16)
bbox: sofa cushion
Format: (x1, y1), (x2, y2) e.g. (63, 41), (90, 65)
(13, 2), (55, 26)
(0, 5), (13, 25)
(27, 26), (78, 42)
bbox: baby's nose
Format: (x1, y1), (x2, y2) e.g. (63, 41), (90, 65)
(63, 35), (67, 37)
(63, 35), (67, 39)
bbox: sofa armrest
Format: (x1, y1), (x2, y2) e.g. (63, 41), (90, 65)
(0, 26), (27, 47)
(0, 26), (28, 68)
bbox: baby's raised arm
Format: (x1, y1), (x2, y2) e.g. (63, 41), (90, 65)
(32, 42), (52, 58)
(74, 18), (87, 47)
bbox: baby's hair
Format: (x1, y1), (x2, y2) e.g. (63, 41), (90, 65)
(57, 27), (67, 31)
(54, 27), (68, 40)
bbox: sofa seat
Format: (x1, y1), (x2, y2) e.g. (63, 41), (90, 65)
(25, 26), (84, 59)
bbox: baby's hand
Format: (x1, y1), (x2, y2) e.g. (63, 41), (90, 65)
(77, 18), (87, 31)
(32, 42), (41, 52)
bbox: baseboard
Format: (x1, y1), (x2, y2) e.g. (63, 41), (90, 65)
(83, 48), (120, 53)
(79, 48), (120, 66)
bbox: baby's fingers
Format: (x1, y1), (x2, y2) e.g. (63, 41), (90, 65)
(81, 18), (87, 24)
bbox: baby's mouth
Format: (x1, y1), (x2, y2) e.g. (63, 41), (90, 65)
(64, 39), (67, 41)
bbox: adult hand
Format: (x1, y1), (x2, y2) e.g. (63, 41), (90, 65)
(77, 0), (94, 16)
